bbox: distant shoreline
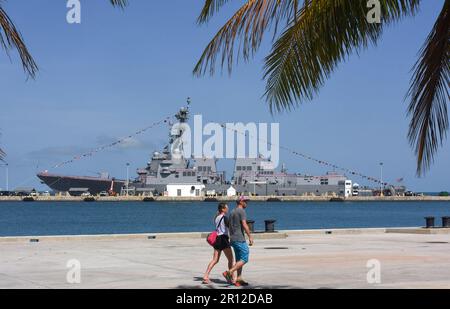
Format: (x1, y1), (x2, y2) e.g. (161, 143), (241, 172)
(0, 196), (449, 203)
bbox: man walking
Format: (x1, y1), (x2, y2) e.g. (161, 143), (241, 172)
(223, 196), (254, 287)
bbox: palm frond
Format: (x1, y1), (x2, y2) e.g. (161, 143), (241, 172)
(264, 0), (420, 112)
(198, 0), (233, 24)
(0, 4), (37, 78)
(110, 0), (128, 9)
(0, 0), (127, 78)
(407, 0), (450, 176)
(194, 0), (300, 76)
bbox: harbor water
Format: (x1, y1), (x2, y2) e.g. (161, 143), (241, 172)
(0, 201), (450, 237)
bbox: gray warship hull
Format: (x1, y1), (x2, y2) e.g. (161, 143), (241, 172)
(37, 172), (125, 196)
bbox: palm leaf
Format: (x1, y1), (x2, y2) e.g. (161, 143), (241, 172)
(110, 0), (128, 8)
(0, 4), (38, 78)
(196, 0), (450, 175)
(198, 0), (233, 24)
(0, 0), (127, 78)
(407, 0), (450, 176)
(263, 0), (420, 111)
(194, 0), (300, 76)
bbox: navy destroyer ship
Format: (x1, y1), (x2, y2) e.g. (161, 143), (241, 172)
(129, 107), (352, 197)
(38, 106), (352, 197)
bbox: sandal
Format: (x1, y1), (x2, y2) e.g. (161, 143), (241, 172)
(202, 278), (211, 284)
(222, 271), (233, 284)
(236, 279), (249, 286)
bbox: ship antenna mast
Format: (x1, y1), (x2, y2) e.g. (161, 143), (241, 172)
(174, 97), (191, 124)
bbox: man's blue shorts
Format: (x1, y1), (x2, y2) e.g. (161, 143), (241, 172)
(231, 241), (249, 264)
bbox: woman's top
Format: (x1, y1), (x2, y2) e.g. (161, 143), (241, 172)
(214, 214), (229, 236)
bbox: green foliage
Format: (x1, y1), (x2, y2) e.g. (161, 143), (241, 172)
(195, 0), (449, 176)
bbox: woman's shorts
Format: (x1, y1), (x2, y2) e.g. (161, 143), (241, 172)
(213, 235), (231, 251)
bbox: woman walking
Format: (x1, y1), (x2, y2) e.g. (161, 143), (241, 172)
(203, 203), (234, 284)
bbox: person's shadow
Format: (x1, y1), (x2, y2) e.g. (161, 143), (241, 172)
(193, 276), (231, 287)
(176, 277), (294, 289)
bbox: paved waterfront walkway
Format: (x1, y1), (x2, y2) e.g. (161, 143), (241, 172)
(1, 231), (449, 289)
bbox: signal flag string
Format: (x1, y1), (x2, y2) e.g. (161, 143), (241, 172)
(52, 116), (173, 169)
(219, 123), (391, 187)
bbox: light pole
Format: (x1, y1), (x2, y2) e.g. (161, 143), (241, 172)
(6, 163), (8, 192)
(379, 162), (384, 197)
(1, 163), (8, 192)
(126, 163), (130, 196)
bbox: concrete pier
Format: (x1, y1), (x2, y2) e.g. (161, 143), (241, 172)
(0, 228), (449, 289)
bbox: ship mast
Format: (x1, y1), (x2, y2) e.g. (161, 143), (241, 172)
(169, 98), (191, 160)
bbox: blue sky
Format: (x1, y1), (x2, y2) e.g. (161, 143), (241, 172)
(0, 0), (448, 192)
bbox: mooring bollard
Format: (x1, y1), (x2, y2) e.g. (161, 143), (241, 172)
(246, 220), (255, 233)
(425, 217), (435, 229)
(442, 217), (450, 228)
(265, 220), (276, 233)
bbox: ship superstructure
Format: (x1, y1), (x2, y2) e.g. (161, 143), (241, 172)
(132, 107), (227, 195)
(128, 106), (351, 197)
(231, 157), (350, 196)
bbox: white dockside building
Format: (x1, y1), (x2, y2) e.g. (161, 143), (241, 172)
(166, 184), (205, 197)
